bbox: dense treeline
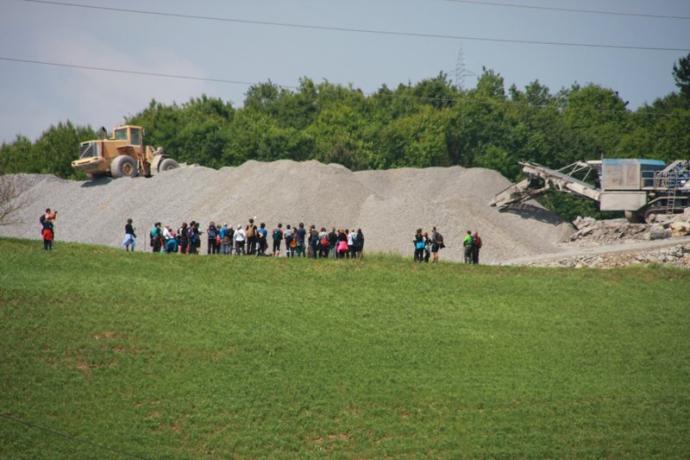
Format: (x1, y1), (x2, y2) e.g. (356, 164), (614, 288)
(1, 55), (689, 220)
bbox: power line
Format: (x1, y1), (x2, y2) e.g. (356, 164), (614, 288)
(20, 0), (690, 52)
(0, 413), (147, 460)
(1, 55), (685, 118)
(0, 56), (298, 89)
(441, 0), (690, 21)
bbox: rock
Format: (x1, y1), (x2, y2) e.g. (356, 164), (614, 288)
(649, 224), (668, 240)
(670, 221), (690, 236)
(573, 216), (596, 230)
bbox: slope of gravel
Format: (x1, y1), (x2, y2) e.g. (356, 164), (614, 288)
(0, 160), (572, 263)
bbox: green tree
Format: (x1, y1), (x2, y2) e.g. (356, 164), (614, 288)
(672, 53), (690, 99)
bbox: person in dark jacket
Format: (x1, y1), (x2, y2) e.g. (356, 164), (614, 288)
(207, 222), (219, 254)
(178, 223), (188, 254)
(122, 218), (136, 251)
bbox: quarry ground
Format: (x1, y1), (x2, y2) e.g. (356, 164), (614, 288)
(2, 160), (689, 268)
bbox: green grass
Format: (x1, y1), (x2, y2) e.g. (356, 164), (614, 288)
(1, 238), (689, 459)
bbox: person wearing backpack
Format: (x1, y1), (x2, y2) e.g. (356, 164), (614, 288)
(472, 231), (483, 264)
(284, 225), (294, 258)
(431, 227), (444, 263)
(463, 230), (474, 264)
(316, 227), (328, 258)
(245, 219), (256, 255)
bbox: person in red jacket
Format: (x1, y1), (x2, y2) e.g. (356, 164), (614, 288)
(42, 221), (54, 250)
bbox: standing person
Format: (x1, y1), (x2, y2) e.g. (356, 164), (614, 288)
(246, 218), (256, 255)
(42, 220), (54, 251)
(431, 228), (444, 263)
(346, 229), (354, 259)
(463, 230), (474, 264)
(272, 223), (283, 257)
(308, 225), (319, 259)
(355, 229), (365, 259)
(318, 227), (329, 258)
(122, 218), (136, 252)
(257, 223), (268, 256)
(336, 229), (349, 259)
(40, 208), (58, 240)
(328, 227), (338, 258)
(220, 224), (232, 255)
(413, 229), (425, 262)
(207, 222), (219, 255)
(234, 225), (246, 255)
(150, 223), (163, 253)
(284, 225), (294, 258)
(188, 221), (201, 255)
(178, 223), (189, 254)
(295, 223), (307, 258)
(472, 231), (482, 265)
(423, 232), (432, 263)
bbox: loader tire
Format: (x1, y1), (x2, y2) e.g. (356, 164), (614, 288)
(158, 158), (179, 172)
(111, 155), (139, 178)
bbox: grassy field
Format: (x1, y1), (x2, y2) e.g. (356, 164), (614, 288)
(1, 238), (689, 458)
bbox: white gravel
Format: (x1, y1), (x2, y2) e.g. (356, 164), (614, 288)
(0, 160), (573, 263)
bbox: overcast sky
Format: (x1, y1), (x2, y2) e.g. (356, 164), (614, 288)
(1, 0), (689, 143)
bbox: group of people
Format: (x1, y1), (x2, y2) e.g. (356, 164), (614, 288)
(39, 208), (57, 250)
(412, 227), (446, 263)
(463, 230), (482, 264)
(124, 218), (366, 259)
(412, 227), (483, 264)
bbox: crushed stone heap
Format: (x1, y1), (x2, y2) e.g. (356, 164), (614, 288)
(1, 160), (573, 263)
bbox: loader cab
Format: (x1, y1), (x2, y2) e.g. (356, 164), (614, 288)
(78, 141), (101, 159)
(113, 126), (143, 146)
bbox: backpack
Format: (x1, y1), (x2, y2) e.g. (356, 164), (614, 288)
(415, 240), (425, 250)
(290, 238), (297, 249)
(320, 236), (329, 247)
(273, 229), (282, 240)
(207, 227), (217, 239)
(474, 236), (482, 249)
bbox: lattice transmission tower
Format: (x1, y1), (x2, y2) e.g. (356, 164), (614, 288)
(454, 44), (476, 90)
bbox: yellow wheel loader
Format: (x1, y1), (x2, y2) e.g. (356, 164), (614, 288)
(71, 125), (178, 179)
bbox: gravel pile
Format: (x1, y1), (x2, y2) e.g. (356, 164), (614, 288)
(0, 160), (573, 263)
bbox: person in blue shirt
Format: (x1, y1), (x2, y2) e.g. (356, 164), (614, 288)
(257, 222), (269, 256)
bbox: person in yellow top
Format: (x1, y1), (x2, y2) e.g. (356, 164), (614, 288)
(463, 230), (473, 264)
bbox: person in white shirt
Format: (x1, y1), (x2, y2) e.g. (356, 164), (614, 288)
(234, 225), (246, 255)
